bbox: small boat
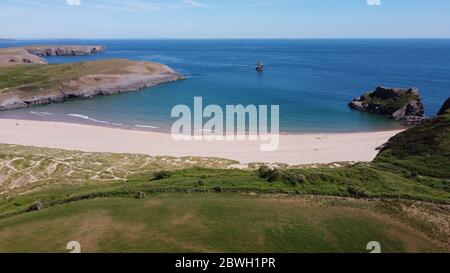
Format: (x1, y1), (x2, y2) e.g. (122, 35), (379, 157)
(256, 60), (264, 72)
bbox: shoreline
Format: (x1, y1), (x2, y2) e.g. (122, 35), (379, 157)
(0, 118), (404, 165)
(0, 113), (407, 135)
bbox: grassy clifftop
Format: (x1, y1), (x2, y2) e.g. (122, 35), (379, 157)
(0, 59), (184, 110)
(0, 59), (176, 93)
(375, 105), (450, 178)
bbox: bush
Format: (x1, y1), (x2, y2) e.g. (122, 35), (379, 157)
(347, 186), (369, 198)
(153, 171), (171, 180)
(282, 172), (306, 185)
(135, 192), (146, 199)
(257, 166), (282, 182)
(257, 166), (271, 178)
(267, 169), (282, 182)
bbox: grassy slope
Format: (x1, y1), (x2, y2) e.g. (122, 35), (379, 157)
(0, 194), (447, 253)
(0, 108), (449, 252)
(0, 59), (157, 97)
(375, 111), (450, 179)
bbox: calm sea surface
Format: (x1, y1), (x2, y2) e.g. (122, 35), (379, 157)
(1, 39), (449, 133)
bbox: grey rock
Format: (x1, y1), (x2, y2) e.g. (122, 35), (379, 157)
(27, 201), (44, 212)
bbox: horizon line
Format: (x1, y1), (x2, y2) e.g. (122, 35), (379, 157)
(2, 37), (450, 40)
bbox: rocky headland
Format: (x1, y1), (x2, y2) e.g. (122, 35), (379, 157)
(0, 47), (48, 66)
(0, 45), (104, 67)
(24, 45), (105, 57)
(0, 46), (184, 110)
(349, 86), (427, 126)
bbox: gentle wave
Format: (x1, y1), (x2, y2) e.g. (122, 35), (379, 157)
(135, 124), (159, 129)
(30, 111), (53, 117)
(68, 114), (122, 126)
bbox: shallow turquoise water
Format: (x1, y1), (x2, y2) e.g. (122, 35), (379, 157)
(1, 39), (449, 133)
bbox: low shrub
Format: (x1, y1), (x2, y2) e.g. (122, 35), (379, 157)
(257, 166), (282, 182)
(347, 186), (370, 198)
(282, 172), (307, 185)
(153, 171), (172, 180)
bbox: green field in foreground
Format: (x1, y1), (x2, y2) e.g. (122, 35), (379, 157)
(0, 194), (447, 253)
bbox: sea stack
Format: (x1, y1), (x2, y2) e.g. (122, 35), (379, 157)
(349, 86), (427, 126)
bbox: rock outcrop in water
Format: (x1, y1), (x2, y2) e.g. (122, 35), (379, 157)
(349, 86), (427, 126)
(24, 45), (105, 57)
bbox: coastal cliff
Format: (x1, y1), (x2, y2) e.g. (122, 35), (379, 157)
(0, 45), (104, 67)
(349, 86), (427, 125)
(24, 45), (105, 57)
(0, 59), (185, 110)
(0, 48), (47, 66)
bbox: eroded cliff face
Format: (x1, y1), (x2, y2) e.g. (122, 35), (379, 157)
(24, 45), (106, 57)
(349, 87), (427, 126)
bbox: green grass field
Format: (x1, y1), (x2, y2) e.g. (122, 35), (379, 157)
(0, 194), (447, 253)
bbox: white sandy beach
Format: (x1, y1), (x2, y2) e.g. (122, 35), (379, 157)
(0, 119), (404, 165)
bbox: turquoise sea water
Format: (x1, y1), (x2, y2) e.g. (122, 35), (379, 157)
(1, 39), (449, 133)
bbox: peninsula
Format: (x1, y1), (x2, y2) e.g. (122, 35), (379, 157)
(0, 46), (184, 110)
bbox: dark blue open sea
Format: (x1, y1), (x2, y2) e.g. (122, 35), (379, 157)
(1, 39), (449, 133)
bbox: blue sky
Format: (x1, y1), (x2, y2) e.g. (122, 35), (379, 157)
(1, 0), (450, 39)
